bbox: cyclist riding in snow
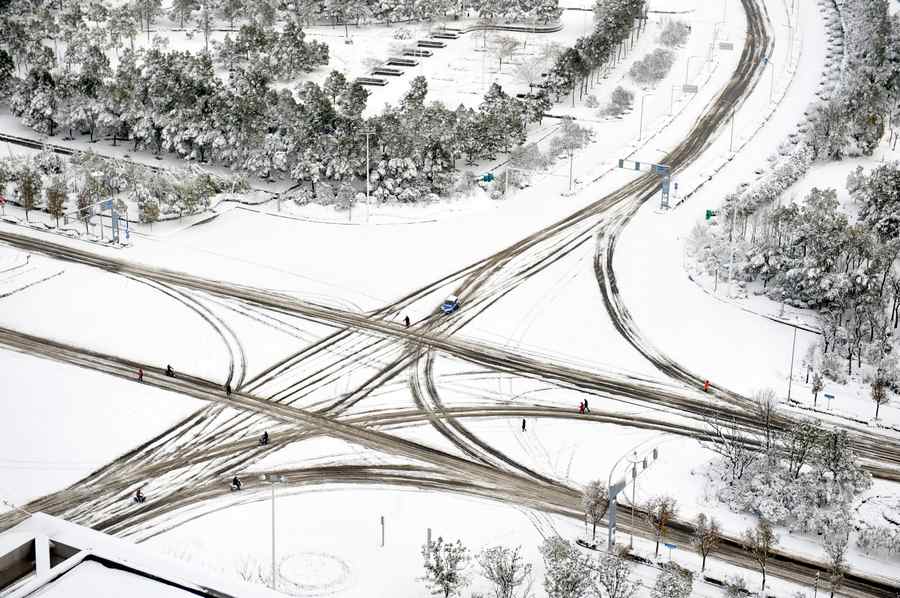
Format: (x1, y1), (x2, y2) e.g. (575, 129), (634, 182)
(165, 365), (175, 377)
(231, 476), (242, 491)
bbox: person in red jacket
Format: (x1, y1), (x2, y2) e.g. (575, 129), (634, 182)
(703, 380), (710, 392)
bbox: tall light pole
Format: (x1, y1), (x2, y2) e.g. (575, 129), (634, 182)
(685, 55), (701, 86)
(361, 130), (373, 223)
(787, 327), (798, 401)
(729, 108), (736, 152)
(260, 474), (287, 591)
(669, 85), (679, 115)
(638, 93), (654, 141)
(768, 57), (774, 103)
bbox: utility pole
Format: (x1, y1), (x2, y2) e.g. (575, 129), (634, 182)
(639, 93), (654, 141)
(629, 453), (637, 549)
(362, 130), (372, 223)
(685, 55), (701, 86)
(787, 327), (797, 401)
(260, 474), (286, 591)
(729, 109), (735, 152)
(380, 515), (385, 547)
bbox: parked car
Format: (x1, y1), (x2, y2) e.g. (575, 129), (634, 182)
(440, 295), (460, 314)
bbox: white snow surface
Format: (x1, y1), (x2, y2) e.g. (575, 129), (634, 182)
(0, 348), (203, 508)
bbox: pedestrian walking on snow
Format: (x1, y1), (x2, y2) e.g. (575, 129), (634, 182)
(404, 315), (410, 328)
(583, 398), (589, 413)
(225, 382), (231, 395)
(522, 418), (526, 432)
(138, 368), (143, 383)
(703, 380), (710, 392)
(579, 401), (585, 414)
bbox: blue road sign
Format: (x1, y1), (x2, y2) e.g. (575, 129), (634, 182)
(664, 543), (677, 549)
(100, 200), (113, 210)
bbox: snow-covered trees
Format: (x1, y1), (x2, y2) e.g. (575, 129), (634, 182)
(591, 554), (639, 598)
(542, 0), (646, 102)
(16, 165), (40, 221)
(539, 537), (594, 598)
(214, 21), (328, 79)
(824, 520), (850, 597)
(470, 0), (561, 24)
(45, 175), (66, 228)
(629, 48), (675, 86)
(644, 496), (677, 557)
(804, 0), (900, 158)
(705, 408), (871, 536)
(871, 378), (889, 419)
(477, 545), (532, 598)
(551, 117), (591, 153)
(691, 513), (721, 572)
(602, 86), (634, 116)
(658, 20), (690, 47)
(697, 159), (900, 391)
(492, 35), (519, 71)
(421, 537), (470, 598)
(651, 563), (692, 598)
(581, 480), (608, 543)
(742, 519), (777, 591)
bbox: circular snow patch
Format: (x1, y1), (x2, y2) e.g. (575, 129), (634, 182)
(279, 552), (352, 595)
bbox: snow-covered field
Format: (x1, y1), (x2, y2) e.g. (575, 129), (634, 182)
(3, 0), (900, 595)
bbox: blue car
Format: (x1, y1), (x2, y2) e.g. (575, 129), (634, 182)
(440, 295), (460, 314)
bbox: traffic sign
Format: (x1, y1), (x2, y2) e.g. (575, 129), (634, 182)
(664, 543), (677, 549)
(0, 195), (6, 204)
(719, 42), (734, 50)
(481, 173), (495, 183)
(682, 84), (698, 93)
(100, 200), (113, 210)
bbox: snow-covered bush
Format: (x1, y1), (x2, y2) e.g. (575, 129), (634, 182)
(658, 20), (690, 47)
(709, 417), (870, 534)
(857, 524), (900, 556)
(602, 86), (634, 116)
(629, 48), (675, 85)
(723, 575), (748, 598)
(651, 563), (692, 598)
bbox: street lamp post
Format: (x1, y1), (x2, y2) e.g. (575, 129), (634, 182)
(259, 474), (287, 591)
(729, 108), (736, 152)
(669, 85), (679, 116)
(685, 55), (701, 86)
(638, 94), (654, 141)
(787, 326), (798, 401)
(361, 130), (373, 223)
(768, 57), (775, 103)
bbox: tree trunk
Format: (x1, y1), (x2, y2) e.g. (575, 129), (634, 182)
(876, 401), (882, 419)
(655, 539), (660, 557)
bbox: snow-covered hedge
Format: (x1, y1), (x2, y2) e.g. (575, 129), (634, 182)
(629, 48), (675, 85)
